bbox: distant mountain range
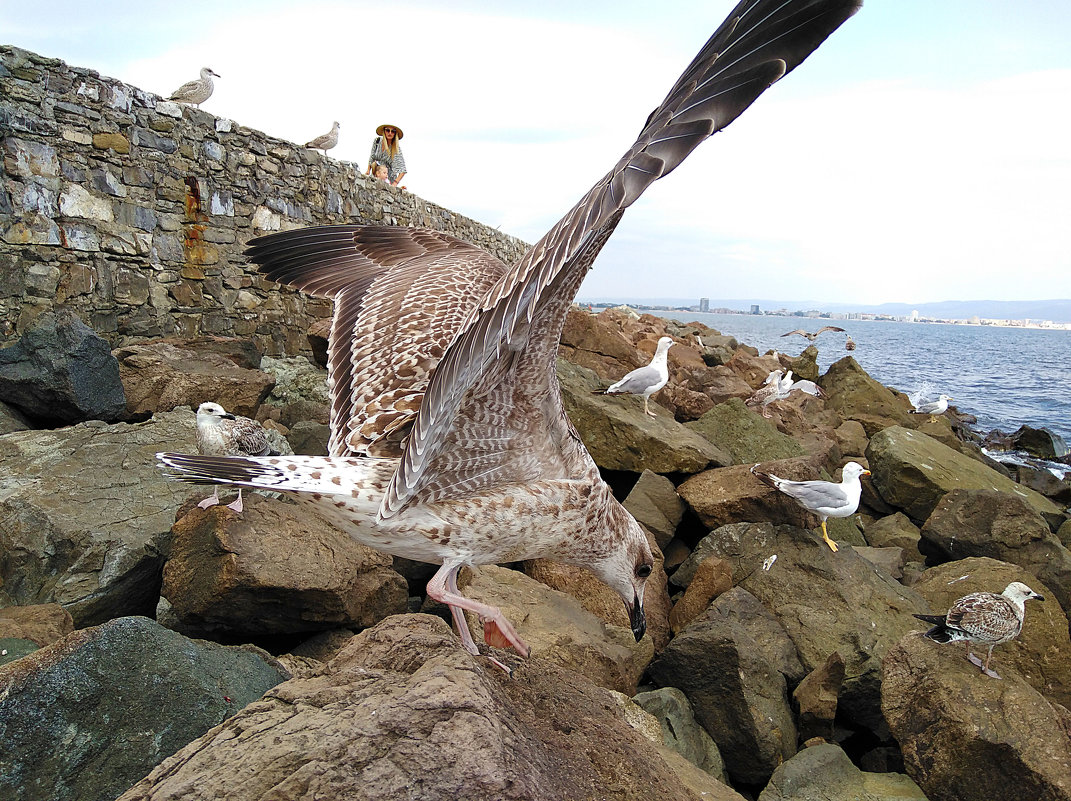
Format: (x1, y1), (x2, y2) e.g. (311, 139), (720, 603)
(577, 297), (1071, 323)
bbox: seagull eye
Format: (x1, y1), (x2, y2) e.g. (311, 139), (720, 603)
(635, 563), (652, 579)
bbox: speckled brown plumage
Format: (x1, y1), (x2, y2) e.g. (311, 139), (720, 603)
(160, 0), (861, 666)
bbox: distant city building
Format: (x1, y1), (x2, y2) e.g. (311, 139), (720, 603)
(699, 297), (709, 312)
(910, 309), (919, 322)
(750, 304), (760, 315)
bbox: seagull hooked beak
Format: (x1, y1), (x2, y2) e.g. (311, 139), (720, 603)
(628, 594), (646, 641)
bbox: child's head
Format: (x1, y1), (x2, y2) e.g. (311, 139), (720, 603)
(374, 163), (388, 180)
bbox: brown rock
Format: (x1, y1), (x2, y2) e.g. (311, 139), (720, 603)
(162, 495), (409, 637)
(119, 614), (745, 801)
(820, 356), (913, 436)
(833, 419), (868, 457)
(910, 557), (1071, 709)
(851, 545), (905, 580)
(882, 632), (1071, 801)
(863, 512), (924, 561)
(623, 469), (684, 549)
(115, 341), (275, 418)
(462, 565), (654, 694)
(669, 556), (733, 634)
(920, 488), (1071, 612)
(793, 651), (846, 744)
(0, 603), (73, 647)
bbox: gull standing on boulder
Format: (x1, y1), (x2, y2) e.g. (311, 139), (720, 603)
(194, 402), (278, 512)
(914, 582), (1044, 679)
(158, 0), (862, 669)
(594, 336), (676, 417)
(168, 67), (220, 107)
(746, 370), (823, 418)
(910, 393), (952, 422)
(305, 122), (340, 156)
(751, 461), (870, 552)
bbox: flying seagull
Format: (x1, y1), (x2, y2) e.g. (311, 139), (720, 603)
(158, 0), (861, 668)
(751, 461), (870, 552)
(194, 402), (278, 512)
(168, 67), (220, 107)
(781, 325), (846, 341)
(305, 121), (340, 156)
(914, 582), (1044, 679)
(910, 393), (952, 421)
(593, 336), (676, 417)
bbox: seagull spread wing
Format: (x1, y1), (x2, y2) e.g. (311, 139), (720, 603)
(245, 226), (508, 457)
(383, 0), (863, 518)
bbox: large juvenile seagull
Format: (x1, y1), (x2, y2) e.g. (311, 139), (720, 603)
(159, 0), (861, 667)
(914, 582), (1044, 679)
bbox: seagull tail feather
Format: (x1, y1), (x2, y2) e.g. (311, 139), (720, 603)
(156, 452), (391, 496)
(913, 613), (957, 643)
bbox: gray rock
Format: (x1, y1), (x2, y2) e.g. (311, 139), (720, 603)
(648, 587), (803, 786)
(688, 522), (928, 737)
(118, 614), (744, 801)
(286, 419), (330, 455)
(867, 426), (1064, 527)
(686, 397), (807, 464)
(758, 743), (927, 801)
(883, 631), (1071, 801)
(558, 358), (724, 474)
(921, 488), (1071, 612)
(633, 686), (727, 782)
(0, 399), (32, 434)
(623, 469), (684, 549)
(0, 616), (289, 801)
(0, 410), (197, 625)
(0, 638), (38, 666)
(0, 308), (126, 424)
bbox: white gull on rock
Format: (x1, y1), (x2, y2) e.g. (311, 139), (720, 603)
(914, 581), (1044, 679)
(595, 336), (675, 417)
(194, 402), (277, 512)
(751, 461), (870, 552)
(157, 0), (861, 669)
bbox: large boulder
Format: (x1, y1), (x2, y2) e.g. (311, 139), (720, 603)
(118, 614), (745, 801)
(882, 632), (1071, 801)
(920, 489), (1071, 612)
(909, 557), (1071, 710)
(679, 522), (928, 735)
(461, 565), (653, 694)
(632, 686), (728, 783)
(818, 356), (912, 436)
(0, 410), (199, 625)
(648, 587), (804, 786)
(162, 496), (409, 637)
(623, 469), (685, 549)
(0, 308), (126, 424)
(115, 341), (275, 418)
(557, 358), (727, 473)
(685, 398), (806, 465)
(758, 743), (927, 801)
(0, 616), (289, 801)
(866, 426), (1064, 527)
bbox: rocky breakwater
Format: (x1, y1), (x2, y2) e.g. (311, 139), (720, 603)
(1, 306), (1069, 801)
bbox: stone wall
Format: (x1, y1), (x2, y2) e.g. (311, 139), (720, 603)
(0, 45), (529, 356)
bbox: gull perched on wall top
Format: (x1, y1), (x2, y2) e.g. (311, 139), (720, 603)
(305, 122), (340, 157)
(168, 67), (220, 107)
(159, 0), (862, 671)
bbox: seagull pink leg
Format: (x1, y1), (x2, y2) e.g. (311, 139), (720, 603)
(225, 488), (244, 513)
(427, 563), (530, 663)
(981, 645), (1001, 679)
(198, 487), (221, 509)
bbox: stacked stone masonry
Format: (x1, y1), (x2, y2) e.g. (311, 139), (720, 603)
(0, 45), (529, 356)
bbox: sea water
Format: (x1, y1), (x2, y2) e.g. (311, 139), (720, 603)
(659, 312), (1071, 446)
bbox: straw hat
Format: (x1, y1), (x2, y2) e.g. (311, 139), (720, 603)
(375, 123), (404, 139)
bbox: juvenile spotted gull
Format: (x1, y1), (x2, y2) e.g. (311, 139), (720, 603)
(158, 0), (861, 668)
(780, 325), (845, 341)
(168, 67), (219, 107)
(914, 581), (1044, 679)
(910, 393), (952, 421)
(194, 402), (278, 512)
(305, 121), (340, 156)
(594, 336), (676, 417)
(751, 461), (870, 552)
(845, 333), (856, 351)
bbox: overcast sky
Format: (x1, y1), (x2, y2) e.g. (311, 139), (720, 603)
(6, 1), (1070, 306)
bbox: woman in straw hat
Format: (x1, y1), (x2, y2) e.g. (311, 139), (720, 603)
(366, 123), (406, 187)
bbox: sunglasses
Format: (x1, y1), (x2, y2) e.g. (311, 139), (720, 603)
(383, 128), (396, 133)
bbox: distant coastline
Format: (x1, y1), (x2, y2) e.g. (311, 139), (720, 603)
(576, 299), (1071, 331)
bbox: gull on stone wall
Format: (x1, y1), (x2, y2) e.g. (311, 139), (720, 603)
(168, 67), (219, 107)
(304, 122), (340, 156)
